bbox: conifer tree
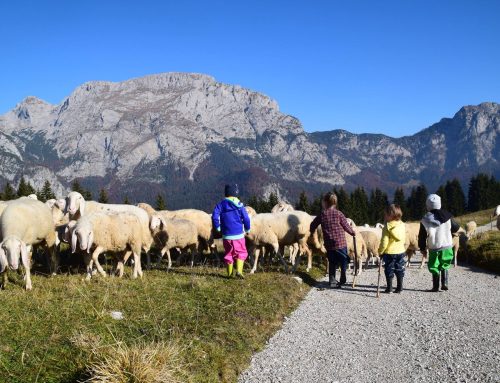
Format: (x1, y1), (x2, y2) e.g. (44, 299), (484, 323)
(156, 194), (166, 210)
(295, 191), (310, 213)
(98, 188), (109, 203)
(2, 183), (16, 200)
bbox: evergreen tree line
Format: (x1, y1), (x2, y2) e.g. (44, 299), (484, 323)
(1, 173), (498, 217)
(247, 173), (500, 225)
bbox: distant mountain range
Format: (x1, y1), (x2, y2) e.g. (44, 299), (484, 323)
(0, 73), (498, 210)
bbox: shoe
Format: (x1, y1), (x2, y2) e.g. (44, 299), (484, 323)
(441, 270), (448, 291)
(384, 276), (393, 294)
(430, 274), (440, 292)
(329, 275), (338, 289)
(235, 259), (245, 279)
(394, 275), (403, 293)
(334, 282), (342, 289)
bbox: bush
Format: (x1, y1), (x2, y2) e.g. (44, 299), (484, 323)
(463, 231), (500, 274)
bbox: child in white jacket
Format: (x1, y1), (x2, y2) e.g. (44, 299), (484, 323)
(418, 194), (460, 292)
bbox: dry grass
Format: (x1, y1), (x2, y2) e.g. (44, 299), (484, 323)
(455, 208), (496, 227)
(71, 332), (185, 383)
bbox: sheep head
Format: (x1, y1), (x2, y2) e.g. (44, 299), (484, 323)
(66, 191), (85, 217)
(1, 236), (28, 271)
(150, 215), (165, 231)
(71, 225), (94, 254)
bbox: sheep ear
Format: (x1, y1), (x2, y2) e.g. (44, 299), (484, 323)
(71, 231), (77, 253)
(159, 218), (165, 231)
(87, 231), (93, 253)
(79, 197), (85, 216)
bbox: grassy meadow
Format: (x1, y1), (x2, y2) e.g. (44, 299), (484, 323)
(0, 262), (323, 383)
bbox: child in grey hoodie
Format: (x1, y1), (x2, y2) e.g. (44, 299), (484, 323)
(418, 194), (460, 292)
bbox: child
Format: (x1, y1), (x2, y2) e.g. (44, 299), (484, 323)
(378, 204), (406, 293)
(212, 184), (251, 278)
(418, 194), (460, 292)
(310, 192), (356, 289)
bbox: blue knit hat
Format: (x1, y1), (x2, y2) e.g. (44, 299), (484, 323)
(225, 184), (239, 197)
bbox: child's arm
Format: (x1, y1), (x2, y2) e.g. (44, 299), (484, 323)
(418, 223), (427, 251)
(212, 203), (222, 232)
(378, 226), (389, 255)
(240, 207), (251, 232)
(310, 215), (321, 233)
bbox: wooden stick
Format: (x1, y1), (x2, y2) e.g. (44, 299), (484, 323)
(376, 257), (382, 298)
(352, 235), (358, 288)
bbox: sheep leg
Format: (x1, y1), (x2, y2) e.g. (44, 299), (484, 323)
(419, 251), (426, 269)
(21, 249), (32, 291)
(116, 251), (132, 277)
(132, 250), (143, 279)
(250, 247), (260, 274)
(160, 247), (172, 270)
(91, 247), (106, 277)
(48, 246), (58, 276)
(274, 244), (289, 274)
(0, 272), (5, 290)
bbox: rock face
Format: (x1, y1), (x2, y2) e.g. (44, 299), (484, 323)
(0, 73), (498, 210)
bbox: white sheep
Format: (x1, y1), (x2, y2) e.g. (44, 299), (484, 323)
(137, 202), (212, 253)
(360, 230), (380, 267)
(245, 206), (257, 217)
(246, 211), (314, 274)
(0, 198), (56, 290)
(66, 192), (153, 269)
(493, 205), (500, 218)
(404, 222), (421, 267)
(149, 215), (199, 269)
(71, 212), (144, 280)
(465, 221), (477, 239)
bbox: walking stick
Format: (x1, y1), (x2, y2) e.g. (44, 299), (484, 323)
(352, 235), (358, 288)
(376, 257), (382, 298)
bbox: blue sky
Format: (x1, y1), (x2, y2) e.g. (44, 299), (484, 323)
(0, 0), (498, 136)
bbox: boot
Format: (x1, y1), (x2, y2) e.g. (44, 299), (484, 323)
(430, 274), (440, 292)
(384, 276), (393, 294)
(226, 263), (234, 278)
(235, 259), (245, 279)
(441, 270), (448, 291)
(394, 275), (403, 293)
(328, 275), (338, 289)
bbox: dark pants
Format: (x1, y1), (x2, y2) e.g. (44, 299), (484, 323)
(383, 253), (405, 278)
(327, 248), (349, 285)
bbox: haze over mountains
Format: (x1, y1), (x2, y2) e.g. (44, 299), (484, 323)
(0, 73), (498, 210)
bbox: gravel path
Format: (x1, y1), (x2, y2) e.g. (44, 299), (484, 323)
(240, 258), (499, 383)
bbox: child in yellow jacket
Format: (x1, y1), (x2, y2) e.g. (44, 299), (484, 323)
(378, 204), (406, 293)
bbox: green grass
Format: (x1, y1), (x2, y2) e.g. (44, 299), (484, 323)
(455, 208), (496, 227)
(0, 264), (317, 383)
(462, 231), (500, 274)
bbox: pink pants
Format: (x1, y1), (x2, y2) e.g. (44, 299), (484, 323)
(223, 238), (248, 264)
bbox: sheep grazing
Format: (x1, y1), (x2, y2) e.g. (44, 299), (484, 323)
(0, 198), (57, 290)
(138, 202), (212, 253)
(246, 211), (314, 274)
(71, 212), (144, 280)
(149, 215), (199, 269)
(271, 202), (295, 213)
(465, 221), (477, 239)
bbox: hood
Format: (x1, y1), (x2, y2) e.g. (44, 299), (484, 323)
(225, 197), (244, 208)
(422, 209), (453, 227)
(386, 220), (405, 241)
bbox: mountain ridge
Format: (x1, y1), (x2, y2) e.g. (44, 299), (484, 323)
(0, 73), (498, 210)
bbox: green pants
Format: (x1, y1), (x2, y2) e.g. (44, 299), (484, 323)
(427, 248), (454, 275)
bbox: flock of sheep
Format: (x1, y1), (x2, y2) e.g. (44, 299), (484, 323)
(0, 193), (498, 291)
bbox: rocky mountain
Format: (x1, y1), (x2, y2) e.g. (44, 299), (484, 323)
(0, 73), (498, 210)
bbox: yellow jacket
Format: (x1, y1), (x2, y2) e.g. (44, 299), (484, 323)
(378, 220), (406, 255)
